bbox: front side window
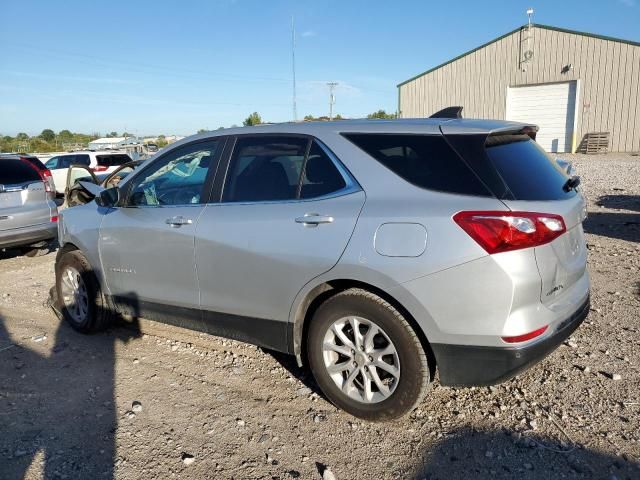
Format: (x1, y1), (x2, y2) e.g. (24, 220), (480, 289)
(45, 157), (60, 169)
(223, 136), (349, 203)
(126, 141), (219, 206)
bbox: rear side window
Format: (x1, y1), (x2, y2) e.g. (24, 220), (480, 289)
(96, 154), (131, 167)
(484, 135), (574, 201)
(343, 134), (490, 196)
(300, 142), (346, 199)
(223, 136), (309, 202)
(0, 159), (41, 184)
(73, 154), (91, 166)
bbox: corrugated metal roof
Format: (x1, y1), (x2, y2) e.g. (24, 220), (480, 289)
(397, 23), (640, 88)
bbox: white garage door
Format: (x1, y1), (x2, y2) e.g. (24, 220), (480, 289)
(506, 82), (577, 153)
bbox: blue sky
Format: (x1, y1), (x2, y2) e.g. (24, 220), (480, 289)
(1, 0), (638, 136)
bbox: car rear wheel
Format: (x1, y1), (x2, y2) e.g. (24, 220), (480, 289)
(55, 250), (113, 333)
(307, 288), (430, 421)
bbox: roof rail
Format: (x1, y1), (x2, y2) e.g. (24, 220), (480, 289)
(429, 106), (463, 119)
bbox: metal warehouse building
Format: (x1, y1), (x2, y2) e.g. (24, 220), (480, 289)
(397, 24), (640, 153)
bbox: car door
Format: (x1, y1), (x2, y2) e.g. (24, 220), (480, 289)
(195, 135), (365, 351)
(99, 139), (224, 326)
(63, 165), (99, 208)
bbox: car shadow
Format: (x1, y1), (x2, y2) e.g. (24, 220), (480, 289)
(596, 194), (640, 213)
(0, 241), (59, 261)
(0, 287), (141, 479)
(583, 212), (640, 243)
(267, 349), (325, 398)
(411, 426), (639, 479)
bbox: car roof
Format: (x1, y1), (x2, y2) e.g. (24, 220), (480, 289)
(183, 118), (535, 144)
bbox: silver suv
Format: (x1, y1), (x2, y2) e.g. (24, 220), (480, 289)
(1, 154), (58, 256)
(54, 119), (589, 420)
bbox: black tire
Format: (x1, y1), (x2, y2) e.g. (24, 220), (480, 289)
(307, 288), (430, 421)
(55, 250), (114, 333)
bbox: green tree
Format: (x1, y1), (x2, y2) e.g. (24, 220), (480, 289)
(122, 132), (133, 137)
(197, 128), (208, 134)
(243, 112), (262, 126)
(107, 131), (119, 138)
(156, 135), (168, 148)
(40, 129), (55, 142)
(16, 132), (29, 140)
(366, 109), (396, 119)
(58, 130), (73, 141)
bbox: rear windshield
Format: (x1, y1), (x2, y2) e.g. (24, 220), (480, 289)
(0, 159), (41, 185)
(96, 154), (132, 167)
(343, 134), (490, 196)
(484, 135), (575, 201)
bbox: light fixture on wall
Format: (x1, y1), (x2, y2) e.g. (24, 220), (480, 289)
(561, 63), (573, 74)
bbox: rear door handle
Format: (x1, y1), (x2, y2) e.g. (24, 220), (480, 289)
(165, 216), (193, 227)
(295, 213), (334, 226)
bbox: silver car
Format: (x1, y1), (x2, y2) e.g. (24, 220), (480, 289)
(1, 154), (58, 256)
(53, 119), (589, 420)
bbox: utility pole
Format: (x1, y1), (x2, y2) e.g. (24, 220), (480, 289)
(327, 82), (338, 121)
(291, 16), (298, 122)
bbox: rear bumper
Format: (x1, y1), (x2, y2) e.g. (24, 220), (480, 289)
(0, 223), (57, 249)
(432, 295), (590, 387)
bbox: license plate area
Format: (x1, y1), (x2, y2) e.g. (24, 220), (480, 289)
(0, 191), (23, 209)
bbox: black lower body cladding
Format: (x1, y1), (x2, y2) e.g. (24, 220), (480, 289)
(432, 296), (590, 387)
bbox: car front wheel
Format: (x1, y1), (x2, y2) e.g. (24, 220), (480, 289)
(307, 288), (430, 421)
(55, 250), (113, 333)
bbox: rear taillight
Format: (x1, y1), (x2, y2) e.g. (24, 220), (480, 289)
(20, 157), (53, 193)
(93, 165), (108, 172)
(453, 211), (566, 254)
(502, 325), (548, 343)
(51, 215), (58, 223)
(42, 169), (54, 193)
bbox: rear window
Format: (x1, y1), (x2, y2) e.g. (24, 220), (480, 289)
(96, 154), (132, 167)
(343, 134), (490, 196)
(0, 159), (41, 185)
(484, 135), (575, 201)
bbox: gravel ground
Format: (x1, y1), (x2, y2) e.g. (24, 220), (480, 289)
(1, 153), (639, 480)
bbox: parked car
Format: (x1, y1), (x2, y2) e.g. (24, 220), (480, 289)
(62, 160), (144, 209)
(44, 151), (132, 195)
(53, 119), (589, 420)
(1, 154), (58, 256)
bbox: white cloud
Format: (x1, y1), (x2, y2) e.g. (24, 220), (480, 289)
(618, 0), (635, 6)
(301, 30), (316, 37)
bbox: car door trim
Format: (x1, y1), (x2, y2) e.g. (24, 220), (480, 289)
(108, 295), (292, 353)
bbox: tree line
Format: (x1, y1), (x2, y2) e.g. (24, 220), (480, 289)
(242, 109), (397, 126)
(1, 110), (397, 153)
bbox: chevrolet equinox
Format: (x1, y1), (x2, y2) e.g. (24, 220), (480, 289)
(53, 119), (590, 421)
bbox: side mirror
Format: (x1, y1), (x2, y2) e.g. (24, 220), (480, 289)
(96, 186), (120, 208)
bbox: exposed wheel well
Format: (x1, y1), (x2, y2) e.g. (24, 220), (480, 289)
(56, 242), (80, 262)
(293, 279), (437, 380)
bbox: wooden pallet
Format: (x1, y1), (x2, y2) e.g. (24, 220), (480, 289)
(580, 132), (610, 154)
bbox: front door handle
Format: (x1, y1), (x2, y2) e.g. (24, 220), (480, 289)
(165, 216), (193, 227)
(295, 213), (334, 226)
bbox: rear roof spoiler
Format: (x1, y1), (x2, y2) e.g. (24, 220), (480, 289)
(430, 106), (463, 119)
